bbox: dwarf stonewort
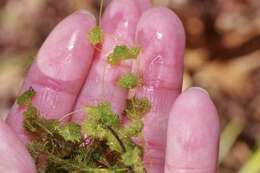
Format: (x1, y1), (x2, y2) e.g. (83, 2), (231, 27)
(17, 1), (151, 172)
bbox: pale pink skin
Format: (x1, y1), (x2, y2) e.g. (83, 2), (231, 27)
(7, 11), (96, 143)
(3, 0), (219, 172)
(0, 120), (36, 172)
(165, 88), (219, 173)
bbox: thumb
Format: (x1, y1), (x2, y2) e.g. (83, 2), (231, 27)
(0, 120), (36, 173)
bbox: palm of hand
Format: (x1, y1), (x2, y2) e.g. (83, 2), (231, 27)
(1, 0), (219, 173)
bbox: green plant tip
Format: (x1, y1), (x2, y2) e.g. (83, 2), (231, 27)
(88, 26), (104, 45)
(117, 73), (140, 89)
(85, 102), (120, 127)
(107, 45), (141, 65)
(125, 97), (151, 120)
(17, 87), (36, 106)
(58, 122), (81, 143)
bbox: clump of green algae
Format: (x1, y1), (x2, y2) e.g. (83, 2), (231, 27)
(18, 85), (150, 173)
(88, 26), (104, 46)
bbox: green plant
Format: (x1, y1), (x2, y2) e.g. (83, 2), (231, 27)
(17, 25), (149, 171)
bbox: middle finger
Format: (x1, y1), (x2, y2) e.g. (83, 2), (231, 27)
(72, 0), (150, 123)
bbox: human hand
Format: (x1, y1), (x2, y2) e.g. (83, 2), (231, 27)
(1, 0), (219, 172)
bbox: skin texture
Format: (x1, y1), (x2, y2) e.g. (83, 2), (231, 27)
(0, 120), (36, 173)
(3, 0), (219, 172)
(7, 11), (96, 143)
(165, 87), (219, 173)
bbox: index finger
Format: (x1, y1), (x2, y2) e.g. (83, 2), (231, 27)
(7, 11), (96, 143)
(72, 0), (150, 123)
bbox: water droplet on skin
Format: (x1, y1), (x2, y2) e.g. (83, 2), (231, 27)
(37, 30), (83, 81)
(156, 32), (163, 40)
(67, 31), (78, 50)
(123, 21), (129, 28)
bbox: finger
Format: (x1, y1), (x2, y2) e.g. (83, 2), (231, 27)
(133, 0), (151, 12)
(72, 0), (150, 123)
(165, 87), (220, 173)
(133, 7), (185, 172)
(0, 120), (36, 173)
(7, 11), (96, 143)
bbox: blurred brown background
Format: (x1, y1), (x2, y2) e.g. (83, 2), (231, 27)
(0, 0), (260, 172)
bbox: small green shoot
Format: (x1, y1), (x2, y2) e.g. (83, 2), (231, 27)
(117, 73), (141, 89)
(125, 97), (151, 120)
(107, 45), (141, 65)
(58, 122), (81, 143)
(88, 26), (104, 46)
(17, 87), (36, 106)
(121, 147), (145, 173)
